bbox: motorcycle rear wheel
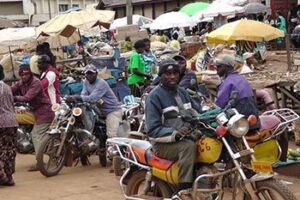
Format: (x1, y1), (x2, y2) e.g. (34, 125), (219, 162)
(126, 170), (173, 198)
(243, 179), (297, 200)
(36, 135), (66, 177)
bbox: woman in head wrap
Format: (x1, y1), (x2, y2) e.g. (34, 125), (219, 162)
(0, 64), (18, 186)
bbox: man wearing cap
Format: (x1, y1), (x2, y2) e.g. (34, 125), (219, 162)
(214, 54), (260, 129)
(38, 54), (60, 105)
(145, 59), (200, 199)
(11, 64), (54, 171)
(67, 64), (122, 138)
(173, 55), (197, 90)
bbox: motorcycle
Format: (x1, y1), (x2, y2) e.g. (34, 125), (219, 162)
(15, 103), (35, 154)
(36, 98), (107, 177)
(107, 98), (297, 199)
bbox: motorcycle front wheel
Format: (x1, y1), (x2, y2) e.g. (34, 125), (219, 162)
(126, 170), (173, 198)
(243, 179), (297, 200)
(36, 135), (66, 177)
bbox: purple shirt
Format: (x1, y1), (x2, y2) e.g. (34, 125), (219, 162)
(216, 72), (253, 108)
(11, 76), (54, 125)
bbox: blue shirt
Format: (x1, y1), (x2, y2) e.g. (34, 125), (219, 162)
(216, 72), (253, 108)
(81, 78), (121, 116)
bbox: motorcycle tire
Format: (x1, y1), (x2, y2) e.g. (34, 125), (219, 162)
(243, 179), (297, 200)
(36, 135), (66, 177)
(112, 156), (123, 176)
(126, 170), (173, 198)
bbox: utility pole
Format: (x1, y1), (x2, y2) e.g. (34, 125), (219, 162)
(47, 0), (52, 19)
(126, 0), (133, 25)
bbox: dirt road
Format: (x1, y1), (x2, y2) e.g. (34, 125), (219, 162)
(1, 154), (123, 200)
(2, 154), (300, 200)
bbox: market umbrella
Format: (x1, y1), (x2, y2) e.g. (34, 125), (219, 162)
(110, 14), (153, 29)
(0, 17), (25, 29)
(179, 2), (209, 17)
(206, 19), (284, 44)
(36, 9), (115, 36)
(193, 2), (244, 20)
(37, 25), (80, 48)
(244, 2), (268, 14)
(0, 27), (36, 54)
(150, 12), (196, 30)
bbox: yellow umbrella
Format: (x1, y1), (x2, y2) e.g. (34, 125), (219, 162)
(206, 19), (284, 44)
(36, 9), (115, 36)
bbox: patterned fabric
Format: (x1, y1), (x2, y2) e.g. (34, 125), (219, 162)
(0, 81), (18, 128)
(0, 128), (17, 181)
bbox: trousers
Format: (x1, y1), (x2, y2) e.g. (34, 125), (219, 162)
(0, 128), (17, 180)
(153, 139), (196, 183)
(31, 123), (51, 156)
(106, 109), (123, 138)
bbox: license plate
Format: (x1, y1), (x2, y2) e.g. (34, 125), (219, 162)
(251, 161), (273, 174)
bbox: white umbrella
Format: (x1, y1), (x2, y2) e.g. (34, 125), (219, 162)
(0, 27), (36, 54)
(0, 27), (36, 46)
(150, 12), (196, 30)
(193, 2), (244, 20)
(110, 14), (153, 29)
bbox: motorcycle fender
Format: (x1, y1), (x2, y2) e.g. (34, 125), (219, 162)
(250, 173), (275, 183)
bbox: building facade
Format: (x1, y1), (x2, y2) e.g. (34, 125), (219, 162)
(0, 0), (98, 25)
(98, 0), (211, 19)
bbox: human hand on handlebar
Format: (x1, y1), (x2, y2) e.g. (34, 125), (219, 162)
(66, 95), (81, 102)
(177, 126), (191, 136)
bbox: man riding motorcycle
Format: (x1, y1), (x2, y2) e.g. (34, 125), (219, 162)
(11, 64), (54, 171)
(214, 54), (260, 130)
(66, 64), (122, 138)
(145, 59), (201, 200)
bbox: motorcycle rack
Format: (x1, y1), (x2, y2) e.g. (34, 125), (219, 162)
(107, 138), (151, 200)
(192, 167), (238, 199)
(262, 108), (299, 139)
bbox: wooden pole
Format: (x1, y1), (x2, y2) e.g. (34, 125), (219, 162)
(47, 0), (52, 19)
(126, 0), (133, 25)
(286, 33), (292, 72)
(78, 29), (87, 65)
(8, 46), (16, 80)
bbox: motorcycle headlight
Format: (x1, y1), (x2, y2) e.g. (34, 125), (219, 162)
(227, 114), (249, 138)
(54, 103), (69, 116)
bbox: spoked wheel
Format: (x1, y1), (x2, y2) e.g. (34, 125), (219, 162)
(243, 179), (297, 200)
(36, 135), (66, 177)
(126, 170), (173, 199)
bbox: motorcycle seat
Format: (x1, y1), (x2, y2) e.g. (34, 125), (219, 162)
(259, 115), (281, 131)
(130, 140), (174, 170)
